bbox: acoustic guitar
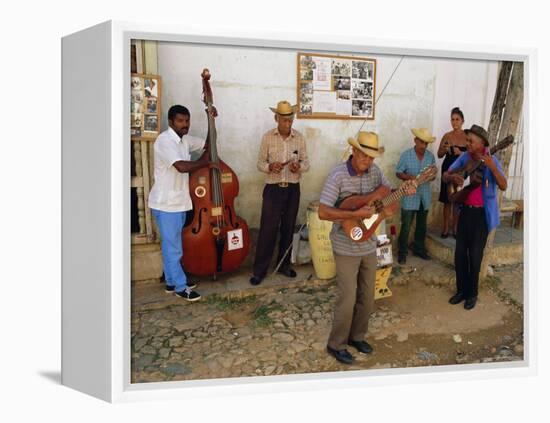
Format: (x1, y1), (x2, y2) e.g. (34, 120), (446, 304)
(447, 135), (514, 204)
(339, 165), (437, 242)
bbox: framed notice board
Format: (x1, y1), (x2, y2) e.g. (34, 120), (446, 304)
(297, 53), (376, 120)
(130, 73), (162, 140)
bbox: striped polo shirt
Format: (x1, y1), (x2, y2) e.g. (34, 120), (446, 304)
(319, 158), (392, 257)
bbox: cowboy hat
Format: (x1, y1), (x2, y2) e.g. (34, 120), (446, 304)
(465, 124), (489, 146)
(411, 128), (436, 143)
(347, 131), (384, 158)
(269, 100), (298, 116)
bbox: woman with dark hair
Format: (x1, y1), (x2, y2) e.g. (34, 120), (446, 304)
(437, 107), (468, 238)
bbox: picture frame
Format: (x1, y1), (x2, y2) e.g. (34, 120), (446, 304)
(130, 73), (162, 140)
(61, 20), (536, 403)
(297, 52), (376, 120)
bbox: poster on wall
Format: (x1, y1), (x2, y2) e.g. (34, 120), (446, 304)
(297, 53), (376, 120)
(131, 73), (162, 139)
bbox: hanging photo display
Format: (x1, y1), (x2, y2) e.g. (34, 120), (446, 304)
(297, 53), (376, 120)
(131, 73), (162, 139)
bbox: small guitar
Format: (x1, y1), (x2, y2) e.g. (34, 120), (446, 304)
(339, 165), (437, 242)
(448, 135), (514, 204)
(281, 150), (299, 167)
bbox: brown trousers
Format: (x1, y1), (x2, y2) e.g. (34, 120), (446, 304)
(327, 253), (377, 350)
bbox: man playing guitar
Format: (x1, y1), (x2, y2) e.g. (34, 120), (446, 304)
(443, 124), (508, 310)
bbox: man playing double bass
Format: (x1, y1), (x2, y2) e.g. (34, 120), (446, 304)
(443, 124), (507, 310)
(148, 104), (217, 302)
(250, 101), (310, 286)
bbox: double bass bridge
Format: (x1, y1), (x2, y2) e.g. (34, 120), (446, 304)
(211, 207), (223, 217)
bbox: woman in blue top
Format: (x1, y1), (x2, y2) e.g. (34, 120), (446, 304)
(442, 124), (507, 310)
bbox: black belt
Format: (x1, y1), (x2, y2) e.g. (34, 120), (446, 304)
(273, 182), (298, 188)
(463, 204), (484, 209)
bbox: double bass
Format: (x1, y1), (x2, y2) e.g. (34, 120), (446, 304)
(181, 69), (250, 279)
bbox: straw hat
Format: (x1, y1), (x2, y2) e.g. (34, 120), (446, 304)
(411, 128), (436, 143)
(269, 100), (298, 116)
(347, 131), (384, 158)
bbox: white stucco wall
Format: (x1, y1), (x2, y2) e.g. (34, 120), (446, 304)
(157, 42), (498, 228)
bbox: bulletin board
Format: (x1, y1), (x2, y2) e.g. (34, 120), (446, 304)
(297, 53), (376, 120)
(130, 73), (162, 140)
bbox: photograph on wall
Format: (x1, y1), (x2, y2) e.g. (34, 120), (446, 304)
(146, 97), (157, 113)
(351, 99), (372, 117)
(129, 39), (525, 387)
(300, 68), (313, 81)
(352, 60), (374, 80)
(131, 101), (143, 114)
(352, 80), (373, 101)
(131, 76), (142, 90)
(144, 78), (158, 98)
(332, 58), (351, 77)
(131, 113), (142, 128)
(131, 90), (143, 104)
(143, 114), (158, 132)
(333, 76), (351, 91)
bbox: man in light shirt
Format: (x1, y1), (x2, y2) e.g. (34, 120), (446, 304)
(148, 105), (215, 301)
(395, 128), (437, 264)
(249, 101), (310, 286)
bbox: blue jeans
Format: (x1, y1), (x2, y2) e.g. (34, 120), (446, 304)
(151, 209), (188, 292)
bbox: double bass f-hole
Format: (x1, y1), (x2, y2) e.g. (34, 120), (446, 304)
(191, 208), (207, 234)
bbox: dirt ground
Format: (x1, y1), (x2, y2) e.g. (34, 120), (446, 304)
(131, 257), (524, 383)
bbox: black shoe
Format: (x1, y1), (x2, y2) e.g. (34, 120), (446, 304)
(413, 251), (431, 260)
(277, 267), (297, 278)
(165, 282), (196, 293)
(348, 339), (373, 354)
(175, 288), (201, 302)
(327, 346), (353, 364)
(464, 297), (477, 310)
(449, 292), (465, 305)
(398, 254), (406, 265)
(249, 276), (263, 286)
(441, 232), (449, 239)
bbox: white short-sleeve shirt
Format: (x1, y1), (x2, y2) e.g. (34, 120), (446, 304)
(148, 127), (205, 212)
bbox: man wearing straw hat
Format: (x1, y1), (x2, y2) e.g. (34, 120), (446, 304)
(318, 132), (416, 364)
(395, 128), (437, 265)
(250, 101), (310, 286)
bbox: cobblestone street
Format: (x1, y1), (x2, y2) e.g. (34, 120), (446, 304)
(131, 259), (524, 384)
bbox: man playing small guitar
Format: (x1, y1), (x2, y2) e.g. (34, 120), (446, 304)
(443, 124), (508, 310)
(318, 132), (416, 364)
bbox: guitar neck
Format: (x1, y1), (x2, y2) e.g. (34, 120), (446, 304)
(380, 182), (413, 208)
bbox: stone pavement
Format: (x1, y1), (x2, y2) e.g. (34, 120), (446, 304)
(131, 259), (524, 383)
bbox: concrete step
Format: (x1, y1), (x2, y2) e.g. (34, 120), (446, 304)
(425, 226), (523, 266)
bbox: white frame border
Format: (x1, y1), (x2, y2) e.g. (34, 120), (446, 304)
(104, 20), (536, 403)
